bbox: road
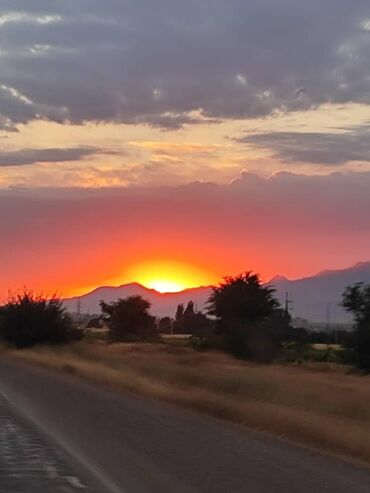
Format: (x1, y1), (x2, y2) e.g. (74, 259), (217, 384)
(0, 358), (370, 493)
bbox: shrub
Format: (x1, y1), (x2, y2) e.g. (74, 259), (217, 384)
(0, 291), (82, 348)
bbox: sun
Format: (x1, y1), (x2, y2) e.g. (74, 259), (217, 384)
(124, 259), (218, 293)
(146, 280), (186, 293)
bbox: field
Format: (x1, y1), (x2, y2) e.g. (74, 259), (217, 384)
(7, 341), (370, 466)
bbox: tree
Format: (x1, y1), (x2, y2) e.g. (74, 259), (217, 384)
(342, 283), (370, 370)
(158, 316), (173, 334)
(184, 301), (195, 318)
(0, 291), (81, 348)
(207, 272), (282, 361)
(175, 304), (184, 321)
(208, 272), (279, 323)
(100, 295), (157, 342)
(172, 300), (212, 336)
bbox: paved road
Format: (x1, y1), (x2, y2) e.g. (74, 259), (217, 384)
(0, 358), (370, 493)
(0, 393), (97, 492)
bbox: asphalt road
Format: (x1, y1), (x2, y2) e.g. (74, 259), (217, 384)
(0, 358), (370, 493)
(0, 390), (99, 492)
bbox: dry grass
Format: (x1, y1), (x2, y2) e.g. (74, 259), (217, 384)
(8, 341), (370, 465)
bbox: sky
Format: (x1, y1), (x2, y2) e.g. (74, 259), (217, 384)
(1, 1), (370, 298)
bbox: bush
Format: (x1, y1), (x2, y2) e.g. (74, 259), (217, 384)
(0, 291), (82, 348)
(279, 342), (347, 365)
(224, 321), (281, 362)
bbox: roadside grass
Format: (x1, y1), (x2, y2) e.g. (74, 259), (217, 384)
(8, 341), (370, 465)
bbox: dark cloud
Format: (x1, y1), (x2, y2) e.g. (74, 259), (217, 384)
(0, 147), (103, 166)
(0, 1), (368, 129)
(129, 113), (219, 130)
(238, 125), (370, 165)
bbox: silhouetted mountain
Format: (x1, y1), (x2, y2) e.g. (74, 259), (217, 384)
(64, 283), (212, 318)
(64, 262), (370, 322)
(270, 262), (370, 323)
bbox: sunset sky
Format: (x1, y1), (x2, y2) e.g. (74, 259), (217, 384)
(1, 1), (370, 299)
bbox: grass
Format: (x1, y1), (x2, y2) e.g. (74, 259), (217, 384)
(7, 341), (370, 466)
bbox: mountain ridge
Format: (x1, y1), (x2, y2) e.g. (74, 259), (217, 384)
(63, 261), (370, 322)
(64, 283), (213, 318)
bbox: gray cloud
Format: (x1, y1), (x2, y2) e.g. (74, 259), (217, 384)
(0, 1), (368, 129)
(238, 124), (370, 165)
(0, 147), (102, 166)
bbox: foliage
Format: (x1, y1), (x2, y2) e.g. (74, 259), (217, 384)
(342, 283), (370, 370)
(175, 304), (184, 322)
(342, 283), (370, 325)
(207, 272), (284, 362)
(279, 342), (346, 365)
(158, 316), (173, 334)
(86, 316), (104, 329)
(174, 300), (212, 336)
(208, 272), (279, 323)
(100, 295), (157, 342)
(0, 291), (81, 348)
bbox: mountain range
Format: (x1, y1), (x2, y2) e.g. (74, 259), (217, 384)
(63, 283), (212, 319)
(63, 262), (370, 323)
(271, 262), (370, 323)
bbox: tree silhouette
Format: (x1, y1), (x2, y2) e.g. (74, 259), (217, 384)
(158, 316), (172, 334)
(207, 272), (281, 361)
(100, 295), (157, 342)
(208, 272), (279, 322)
(342, 283), (370, 370)
(184, 301), (195, 318)
(175, 304), (184, 321)
(0, 290), (81, 348)
(173, 300), (211, 335)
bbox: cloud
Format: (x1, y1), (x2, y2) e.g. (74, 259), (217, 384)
(237, 125), (370, 165)
(129, 112), (218, 130)
(0, 147), (105, 166)
(0, 1), (368, 129)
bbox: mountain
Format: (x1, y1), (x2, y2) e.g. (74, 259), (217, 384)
(63, 283), (212, 318)
(270, 262), (370, 323)
(64, 262), (370, 322)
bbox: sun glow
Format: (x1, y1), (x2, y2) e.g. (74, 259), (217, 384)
(147, 280), (187, 293)
(124, 260), (218, 293)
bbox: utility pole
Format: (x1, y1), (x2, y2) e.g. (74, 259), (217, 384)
(326, 302), (331, 331)
(77, 298), (82, 326)
(285, 292), (293, 318)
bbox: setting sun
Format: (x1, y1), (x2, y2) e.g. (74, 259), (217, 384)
(146, 280), (186, 293)
(124, 260), (219, 293)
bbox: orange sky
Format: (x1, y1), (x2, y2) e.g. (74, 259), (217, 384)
(1, 173), (370, 301)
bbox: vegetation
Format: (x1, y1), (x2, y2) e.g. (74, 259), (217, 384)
(158, 316), (172, 334)
(0, 291), (81, 348)
(207, 272), (288, 361)
(5, 274), (370, 465)
(342, 283), (370, 370)
(173, 300), (212, 337)
(100, 295), (158, 342)
(11, 341), (370, 466)
(1, 274), (364, 368)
